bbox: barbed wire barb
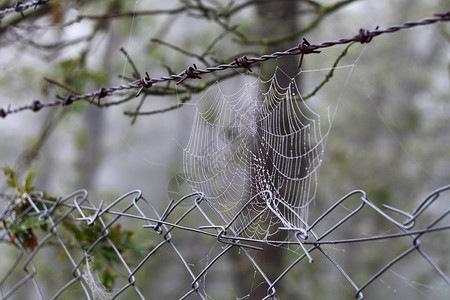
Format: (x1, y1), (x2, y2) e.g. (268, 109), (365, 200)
(1, 5), (449, 299)
(0, 10), (448, 118)
(0, 0), (51, 17)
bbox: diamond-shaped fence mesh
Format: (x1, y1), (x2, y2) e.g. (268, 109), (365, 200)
(1, 184), (449, 299)
(0, 4), (449, 300)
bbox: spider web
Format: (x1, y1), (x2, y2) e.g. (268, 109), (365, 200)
(182, 67), (334, 239)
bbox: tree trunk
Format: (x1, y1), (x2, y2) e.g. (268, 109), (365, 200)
(235, 1), (301, 299)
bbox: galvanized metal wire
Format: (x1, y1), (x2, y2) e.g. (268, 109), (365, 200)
(1, 184), (449, 299)
(0, 7), (449, 300)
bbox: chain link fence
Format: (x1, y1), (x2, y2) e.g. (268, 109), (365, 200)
(0, 4), (449, 300)
(1, 183), (449, 299)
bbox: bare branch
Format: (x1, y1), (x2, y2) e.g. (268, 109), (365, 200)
(1, 11), (448, 119)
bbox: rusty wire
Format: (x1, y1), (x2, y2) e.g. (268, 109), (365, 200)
(0, 5), (448, 299)
(0, 184), (449, 299)
(0, 10), (448, 119)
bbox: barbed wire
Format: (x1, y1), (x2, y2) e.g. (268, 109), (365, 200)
(0, 0), (50, 17)
(0, 10), (448, 119)
(1, 4), (448, 299)
(1, 184), (449, 299)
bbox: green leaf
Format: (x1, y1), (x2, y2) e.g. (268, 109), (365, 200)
(24, 172), (35, 193)
(2, 166), (17, 188)
(9, 216), (51, 233)
(60, 59), (79, 73)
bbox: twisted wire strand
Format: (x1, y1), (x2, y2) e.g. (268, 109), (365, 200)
(0, 0), (50, 17)
(1, 8), (448, 299)
(0, 11), (448, 118)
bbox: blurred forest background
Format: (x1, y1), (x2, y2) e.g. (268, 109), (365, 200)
(0, 0), (449, 299)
